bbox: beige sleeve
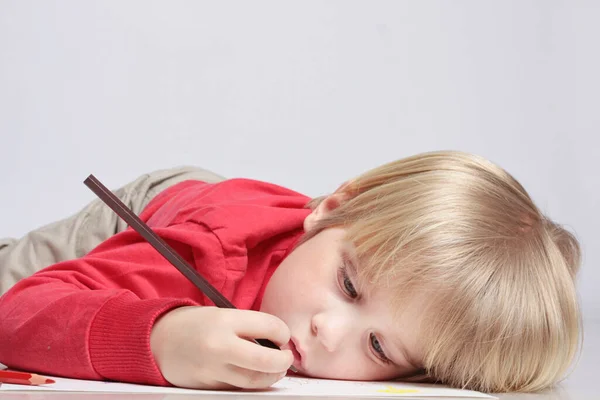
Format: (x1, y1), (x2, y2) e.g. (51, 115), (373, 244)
(0, 166), (225, 295)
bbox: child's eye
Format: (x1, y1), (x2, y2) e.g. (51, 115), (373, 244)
(338, 264), (358, 299)
(370, 332), (391, 364)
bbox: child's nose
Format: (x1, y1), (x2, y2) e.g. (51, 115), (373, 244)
(311, 312), (351, 352)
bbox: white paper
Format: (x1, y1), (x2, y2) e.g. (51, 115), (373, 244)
(0, 375), (497, 398)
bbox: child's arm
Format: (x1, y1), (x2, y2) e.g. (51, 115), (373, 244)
(0, 222), (292, 389)
(0, 226), (202, 385)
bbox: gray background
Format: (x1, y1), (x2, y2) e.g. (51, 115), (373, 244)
(0, 1), (598, 323)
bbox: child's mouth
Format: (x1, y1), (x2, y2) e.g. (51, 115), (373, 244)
(289, 338), (303, 371)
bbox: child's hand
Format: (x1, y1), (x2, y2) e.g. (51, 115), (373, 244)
(150, 306), (294, 390)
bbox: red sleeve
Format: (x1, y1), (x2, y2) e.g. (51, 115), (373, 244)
(0, 220), (224, 386)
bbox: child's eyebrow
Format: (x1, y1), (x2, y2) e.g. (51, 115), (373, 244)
(387, 314), (424, 371)
(394, 339), (421, 370)
(376, 328), (417, 371)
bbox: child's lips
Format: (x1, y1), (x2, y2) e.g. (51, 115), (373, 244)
(290, 337), (304, 371)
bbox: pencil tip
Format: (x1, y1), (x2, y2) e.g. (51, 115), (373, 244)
(45, 379), (55, 384)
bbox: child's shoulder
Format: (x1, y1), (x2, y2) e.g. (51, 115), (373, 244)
(142, 178), (311, 229)
(155, 178), (306, 204)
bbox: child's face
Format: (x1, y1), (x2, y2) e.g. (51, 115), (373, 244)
(261, 219), (425, 381)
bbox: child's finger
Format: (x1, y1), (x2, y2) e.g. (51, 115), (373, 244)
(228, 309), (291, 347)
(228, 337), (294, 373)
(222, 363), (287, 389)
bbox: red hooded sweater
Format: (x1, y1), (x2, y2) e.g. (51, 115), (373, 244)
(0, 178), (311, 386)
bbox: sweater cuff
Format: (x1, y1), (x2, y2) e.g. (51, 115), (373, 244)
(89, 292), (196, 385)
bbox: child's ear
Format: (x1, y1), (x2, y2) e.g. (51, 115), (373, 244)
(303, 192), (348, 232)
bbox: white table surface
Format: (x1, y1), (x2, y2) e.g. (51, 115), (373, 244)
(1, 321), (597, 400)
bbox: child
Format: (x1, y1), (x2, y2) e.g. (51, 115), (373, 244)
(0, 151), (581, 393)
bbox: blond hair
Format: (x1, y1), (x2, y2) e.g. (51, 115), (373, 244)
(302, 151), (581, 393)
